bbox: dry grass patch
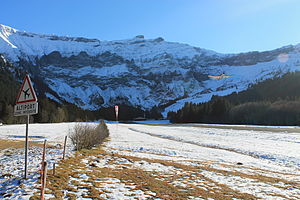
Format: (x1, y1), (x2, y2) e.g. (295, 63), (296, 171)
(43, 148), (258, 199)
(101, 154), (257, 199)
(66, 192), (77, 200)
(0, 139), (62, 151)
(0, 139), (46, 149)
(116, 148), (300, 189)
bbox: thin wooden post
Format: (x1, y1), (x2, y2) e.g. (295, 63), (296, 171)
(42, 140), (47, 164)
(40, 161), (47, 200)
(62, 136), (67, 160)
(40, 140), (47, 200)
(53, 163), (56, 176)
(24, 115), (29, 179)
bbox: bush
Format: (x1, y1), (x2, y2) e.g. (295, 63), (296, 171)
(69, 120), (109, 151)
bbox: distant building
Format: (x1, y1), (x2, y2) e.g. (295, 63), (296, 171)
(134, 117), (147, 121)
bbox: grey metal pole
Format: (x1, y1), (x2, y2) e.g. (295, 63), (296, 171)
(24, 115), (29, 179)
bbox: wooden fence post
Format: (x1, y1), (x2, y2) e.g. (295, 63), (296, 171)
(42, 140), (47, 164)
(40, 140), (47, 200)
(63, 136), (67, 160)
(40, 161), (48, 200)
(53, 163), (56, 176)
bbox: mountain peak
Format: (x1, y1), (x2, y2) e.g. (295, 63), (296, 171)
(0, 24), (18, 49)
(0, 24), (17, 35)
(134, 35), (144, 39)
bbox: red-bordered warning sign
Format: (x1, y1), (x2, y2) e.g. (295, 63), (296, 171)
(16, 75), (37, 104)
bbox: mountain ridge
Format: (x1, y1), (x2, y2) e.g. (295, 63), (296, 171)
(1, 24), (300, 116)
(0, 24), (220, 63)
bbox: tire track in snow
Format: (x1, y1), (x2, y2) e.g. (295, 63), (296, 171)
(128, 127), (300, 168)
(128, 127), (251, 155)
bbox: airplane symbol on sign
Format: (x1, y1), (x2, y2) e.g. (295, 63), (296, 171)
(22, 88), (30, 99)
(16, 75), (37, 104)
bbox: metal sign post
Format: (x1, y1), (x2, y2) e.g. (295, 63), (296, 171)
(24, 115), (29, 179)
(14, 74), (38, 179)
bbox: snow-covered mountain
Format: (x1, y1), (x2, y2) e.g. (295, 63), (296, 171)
(1, 24), (300, 116)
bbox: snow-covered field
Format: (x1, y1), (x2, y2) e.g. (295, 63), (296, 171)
(0, 123), (74, 199)
(1, 122), (300, 199)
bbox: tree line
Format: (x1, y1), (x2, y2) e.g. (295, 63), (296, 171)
(168, 72), (300, 125)
(2, 93), (158, 124)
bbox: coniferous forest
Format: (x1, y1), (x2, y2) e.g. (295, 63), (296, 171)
(168, 72), (300, 125)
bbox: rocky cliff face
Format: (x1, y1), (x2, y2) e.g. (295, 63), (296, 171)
(1, 24), (300, 116)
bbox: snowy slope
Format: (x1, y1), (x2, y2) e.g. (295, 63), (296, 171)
(163, 52), (300, 115)
(1, 24), (300, 114)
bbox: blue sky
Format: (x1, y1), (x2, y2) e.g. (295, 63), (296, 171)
(1, 0), (300, 53)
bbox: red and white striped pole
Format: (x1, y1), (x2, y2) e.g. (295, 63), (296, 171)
(114, 105), (119, 122)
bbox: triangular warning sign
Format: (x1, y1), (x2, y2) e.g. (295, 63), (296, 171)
(16, 75), (37, 104)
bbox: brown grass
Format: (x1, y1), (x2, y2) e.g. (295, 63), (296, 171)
(40, 148), (256, 199)
(30, 146), (300, 200)
(96, 152), (258, 200)
(0, 139), (62, 150)
(0, 139), (45, 149)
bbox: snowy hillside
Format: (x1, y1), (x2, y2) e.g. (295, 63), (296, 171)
(1, 24), (300, 114)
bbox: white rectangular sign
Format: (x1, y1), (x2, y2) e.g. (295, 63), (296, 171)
(14, 102), (38, 116)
